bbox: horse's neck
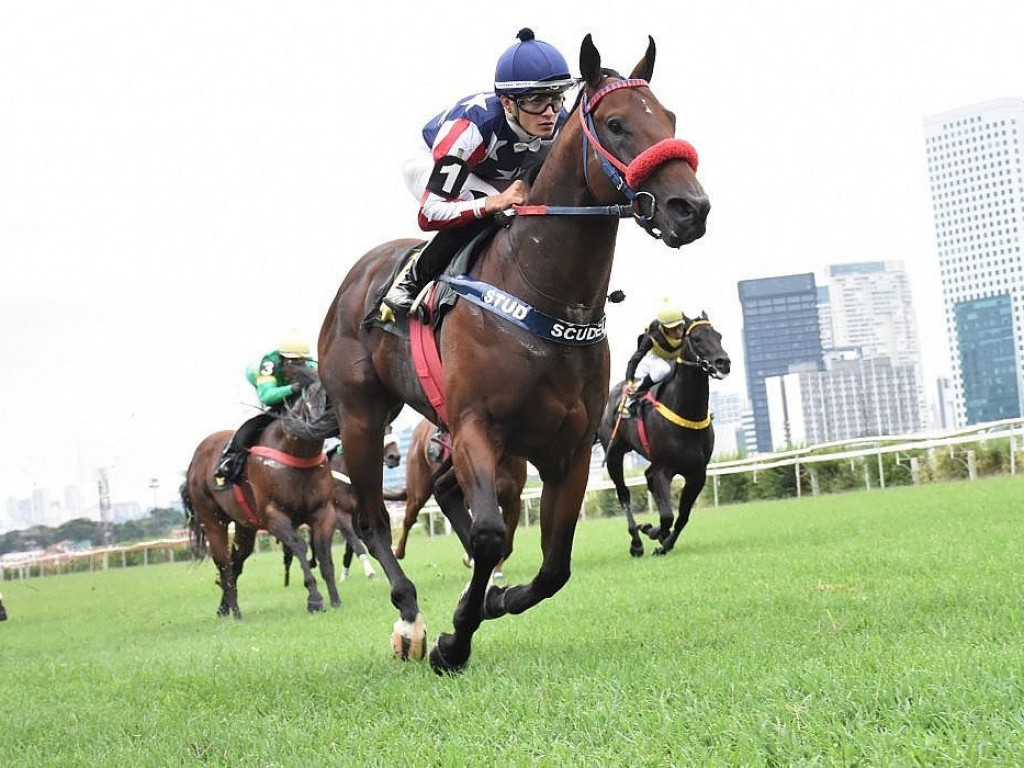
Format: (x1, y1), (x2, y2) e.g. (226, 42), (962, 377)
(260, 421), (323, 459)
(664, 367), (710, 418)
(482, 132), (619, 321)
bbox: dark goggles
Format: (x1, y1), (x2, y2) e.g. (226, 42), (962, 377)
(515, 92), (565, 115)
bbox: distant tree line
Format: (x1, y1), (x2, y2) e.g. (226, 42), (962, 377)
(0, 507), (186, 556)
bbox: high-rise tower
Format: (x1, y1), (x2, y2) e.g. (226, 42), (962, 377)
(924, 98), (1024, 425)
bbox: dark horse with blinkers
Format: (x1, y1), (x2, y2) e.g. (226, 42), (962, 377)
(596, 312), (730, 557)
(317, 34), (710, 673)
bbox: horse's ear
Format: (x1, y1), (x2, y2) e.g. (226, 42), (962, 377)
(701, 310), (708, 319)
(629, 36), (656, 82)
(580, 34), (603, 88)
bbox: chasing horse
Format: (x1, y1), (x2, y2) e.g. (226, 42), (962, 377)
(597, 312), (730, 557)
(318, 35), (709, 673)
(182, 380), (342, 618)
(392, 418), (526, 581)
(282, 426), (403, 585)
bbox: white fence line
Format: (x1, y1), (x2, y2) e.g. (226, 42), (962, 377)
(6, 418), (1021, 580)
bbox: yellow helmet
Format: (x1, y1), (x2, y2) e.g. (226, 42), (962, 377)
(656, 300), (686, 329)
(278, 329), (310, 359)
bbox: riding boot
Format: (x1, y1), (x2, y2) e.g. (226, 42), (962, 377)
(213, 413), (274, 489)
(382, 255), (424, 315)
(623, 375), (655, 418)
(383, 218), (492, 317)
(213, 442), (241, 489)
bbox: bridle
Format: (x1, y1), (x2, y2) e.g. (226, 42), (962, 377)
(677, 318), (724, 379)
(511, 77), (699, 239)
(579, 78), (698, 237)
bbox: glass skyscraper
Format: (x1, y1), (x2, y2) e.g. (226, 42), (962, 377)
(737, 273), (824, 452)
(924, 98), (1024, 425)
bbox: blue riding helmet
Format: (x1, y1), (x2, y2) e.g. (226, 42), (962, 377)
(494, 28), (574, 96)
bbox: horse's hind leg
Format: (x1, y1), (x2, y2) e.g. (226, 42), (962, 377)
(340, 417), (426, 660)
(605, 441), (644, 557)
(201, 514), (242, 619)
(656, 469), (706, 556)
(493, 468), (523, 581)
(337, 511), (375, 580)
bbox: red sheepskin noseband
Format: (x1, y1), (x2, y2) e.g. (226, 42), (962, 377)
(626, 139), (699, 189)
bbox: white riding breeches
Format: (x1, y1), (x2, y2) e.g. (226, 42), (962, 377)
(634, 354), (673, 384)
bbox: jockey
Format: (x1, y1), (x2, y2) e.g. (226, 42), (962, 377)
(622, 302), (689, 417)
(383, 27), (576, 316)
(213, 330), (318, 489)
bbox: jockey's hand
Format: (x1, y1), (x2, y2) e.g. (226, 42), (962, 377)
(290, 382), (302, 394)
(485, 180), (528, 215)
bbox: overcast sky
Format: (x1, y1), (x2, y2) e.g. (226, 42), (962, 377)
(2, 1), (1022, 518)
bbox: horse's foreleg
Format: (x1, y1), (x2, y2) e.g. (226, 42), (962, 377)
(657, 469), (706, 556)
(264, 507), (325, 613)
(605, 441), (643, 557)
(429, 430), (507, 675)
(640, 468), (675, 548)
(311, 505), (341, 608)
(480, 449), (587, 621)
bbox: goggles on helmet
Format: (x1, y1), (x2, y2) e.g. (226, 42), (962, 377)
(514, 92), (566, 115)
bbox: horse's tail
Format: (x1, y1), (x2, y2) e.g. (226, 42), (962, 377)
(383, 487), (407, 502)
(180, 478), (208, 561)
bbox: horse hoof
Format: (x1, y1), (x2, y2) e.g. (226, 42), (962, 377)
(652, 548), (668, 557)
(462, 554), (473, 569)
(391, 614), (427, 661)
(308, 599), (325, 613)
(429, 633), (468, 676)
(629, 546), (644, 558)
(331, 598), (342, 609)
(366, 572), (377, 581)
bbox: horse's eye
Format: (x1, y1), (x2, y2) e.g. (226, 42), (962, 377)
(606, 118), (626, 135)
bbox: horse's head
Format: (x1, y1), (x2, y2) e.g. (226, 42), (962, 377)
(577, 35), (710, 248)
(680, 312), (731, 379)
(279, 380), (340, 441)
(383, 426), (402, 469)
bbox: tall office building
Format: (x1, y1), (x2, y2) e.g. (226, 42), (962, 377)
(924, 98), (1024, 425)
(824, 261), (927, 429)
(737, 273), (824, 452)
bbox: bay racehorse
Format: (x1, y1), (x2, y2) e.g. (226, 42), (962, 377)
(182, 381), (341, 618)
(596, 312), (730, 556)
(282, 427), (403, 585)
(392, 418), (526, 580)
(317, 34), (709, 673)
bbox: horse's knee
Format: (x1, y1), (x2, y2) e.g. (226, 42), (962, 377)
(470, 521), (506, 564)
(534, 564), (571, 598)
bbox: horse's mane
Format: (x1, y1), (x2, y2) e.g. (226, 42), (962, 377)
(278, 380), (340, 441)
